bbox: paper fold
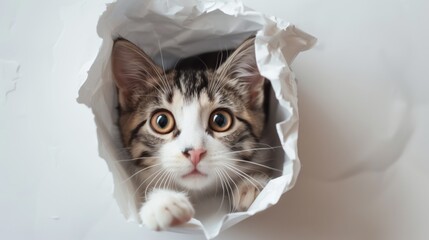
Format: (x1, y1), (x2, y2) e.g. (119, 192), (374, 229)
(78, 0), (316, 238)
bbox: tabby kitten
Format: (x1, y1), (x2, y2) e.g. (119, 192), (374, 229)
(111, 37), (271, 231)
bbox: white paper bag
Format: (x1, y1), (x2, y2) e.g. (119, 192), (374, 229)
(77, 0), (316, 238)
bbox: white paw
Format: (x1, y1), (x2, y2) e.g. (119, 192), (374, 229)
(140, 189), (194, 231)
(232, 174), (269, 212)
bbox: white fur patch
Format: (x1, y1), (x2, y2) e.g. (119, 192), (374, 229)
(140, 189), (194, 230)
(159, 98), (233, 191)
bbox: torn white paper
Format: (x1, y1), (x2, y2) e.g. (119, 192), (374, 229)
(77, 0), (316, 238)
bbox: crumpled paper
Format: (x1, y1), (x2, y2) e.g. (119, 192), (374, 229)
(77, 0), (316, 238)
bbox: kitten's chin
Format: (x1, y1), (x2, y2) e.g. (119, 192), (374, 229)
(177, 172), (215, 191)
(182, 169), (207, 178)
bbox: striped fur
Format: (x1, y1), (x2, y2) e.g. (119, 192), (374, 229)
(111, 37), (271, 229)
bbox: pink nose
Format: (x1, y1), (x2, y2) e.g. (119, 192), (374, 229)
(183, 148), (207, 166)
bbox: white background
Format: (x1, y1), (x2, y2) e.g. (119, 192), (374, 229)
(1, 0), (428, 239)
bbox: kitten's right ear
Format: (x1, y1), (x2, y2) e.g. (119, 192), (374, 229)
(111, 39), (162, 110)
(216, 37), (265, 110)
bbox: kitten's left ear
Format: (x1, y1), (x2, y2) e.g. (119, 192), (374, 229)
(111, 39), (163, 111)
(217, 37), (265, 109)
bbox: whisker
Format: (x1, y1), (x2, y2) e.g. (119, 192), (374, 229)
(120, 163), (162, 184)
(252, 142), (282, 148)
(144, 168), (166, 200)
(219, 169), (232, 211)
(162, 170), (174, 190)
(218, 168), (234, 212)
(224, 162), (269, 175)
(165, 171), (175, 190)
(214, 169), (226, 214)
(171, 173), (179, 191)
(224, 158), (282, 172)
(133, 167), (163, 200)
(227, 146), (283, 155)
(153, 169), (169, 191)
(209, 146), (282, 156)
(222, 163), (263, 190)
(115, 156), (161, 162)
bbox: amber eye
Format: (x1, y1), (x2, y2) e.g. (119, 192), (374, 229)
(150, 110), (175, 134)
(209, 109), (233, 132)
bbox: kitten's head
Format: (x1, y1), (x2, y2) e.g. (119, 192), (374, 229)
(112, 37), (267, 191)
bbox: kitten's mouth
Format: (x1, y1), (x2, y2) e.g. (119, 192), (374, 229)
(182, 169), (207, 178)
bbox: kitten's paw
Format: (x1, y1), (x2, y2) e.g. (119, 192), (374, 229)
(232, 174), (269, 212)
(140, 189), (194, 231)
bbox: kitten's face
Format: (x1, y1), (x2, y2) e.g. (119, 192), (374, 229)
(112, 38), (266, 192)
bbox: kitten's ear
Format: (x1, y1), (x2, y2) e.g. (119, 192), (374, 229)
(217, 37), (265, 109)
(111, 39), (162, 110)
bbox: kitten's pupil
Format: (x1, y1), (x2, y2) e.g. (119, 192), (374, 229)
(209, 110), (233, 132)
(150, 110), (175, 134)
(157, 115), (169, 129)
(213, 114), (226, 127)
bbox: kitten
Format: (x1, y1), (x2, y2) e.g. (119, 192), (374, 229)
(111, 37), (271, 231)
